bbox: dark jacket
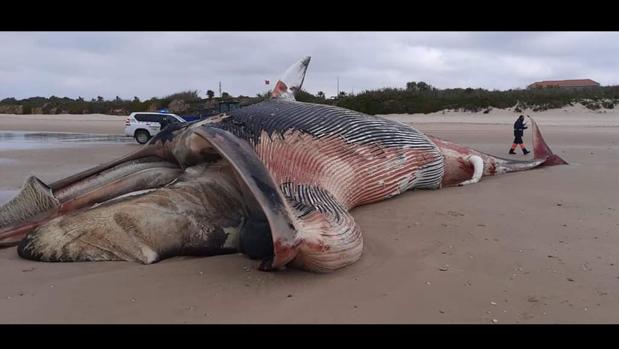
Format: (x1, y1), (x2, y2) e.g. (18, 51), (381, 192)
(514, 118), (528, 137)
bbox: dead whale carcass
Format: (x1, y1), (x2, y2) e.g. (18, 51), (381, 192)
(0, 57), (567, 272)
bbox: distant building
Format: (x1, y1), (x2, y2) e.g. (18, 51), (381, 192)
(527, 79), (600, 89)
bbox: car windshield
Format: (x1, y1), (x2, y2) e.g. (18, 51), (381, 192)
(165, 115), (178, 123)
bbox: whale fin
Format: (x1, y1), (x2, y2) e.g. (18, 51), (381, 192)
(271, 56), (311, 101)
(193, 126), (301, 270)
(528, 116), (568, 166)
(193, 125), (363, 272)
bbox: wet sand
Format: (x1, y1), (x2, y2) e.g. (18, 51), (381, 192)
(0, 113), (125, 134)
(1, 113), (618, 323)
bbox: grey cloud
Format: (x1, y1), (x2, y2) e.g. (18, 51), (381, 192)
(0, 32), (617, 100)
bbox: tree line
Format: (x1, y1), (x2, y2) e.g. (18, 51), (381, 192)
(2, 82), (618, 116)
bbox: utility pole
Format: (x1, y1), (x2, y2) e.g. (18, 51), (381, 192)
(337, 76), (340, 97)
(219, 81), (222, 98)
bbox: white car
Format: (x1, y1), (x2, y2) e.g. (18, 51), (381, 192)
(124, 112), (186, 144)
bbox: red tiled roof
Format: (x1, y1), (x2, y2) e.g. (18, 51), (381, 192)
(528, 79), (600, 88)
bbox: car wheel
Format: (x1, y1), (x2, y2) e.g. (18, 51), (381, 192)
(135, 130), (151, 144)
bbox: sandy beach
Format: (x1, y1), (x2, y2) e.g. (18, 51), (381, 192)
(1, 109), (618, 323)
(0, 113), (126, 135)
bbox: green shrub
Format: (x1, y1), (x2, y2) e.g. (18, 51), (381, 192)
(4, 85), (619, 116)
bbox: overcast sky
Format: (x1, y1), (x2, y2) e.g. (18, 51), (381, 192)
(1, 32), (618, 100)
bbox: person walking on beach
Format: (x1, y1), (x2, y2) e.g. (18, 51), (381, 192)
(509, 115), (530, 155)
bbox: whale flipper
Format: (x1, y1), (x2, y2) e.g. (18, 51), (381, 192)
(529, 116), (568, 166)
(192, 126), (300, 270)
(271, 56), (311, 101)
(193, 125), (363, 272)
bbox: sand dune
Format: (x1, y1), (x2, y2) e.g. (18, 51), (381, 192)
(382, 104), (619, 127)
